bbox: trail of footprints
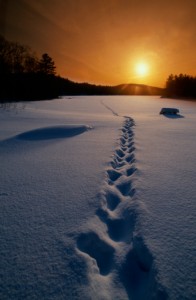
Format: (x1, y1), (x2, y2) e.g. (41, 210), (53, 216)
(76, 117), (166, 299)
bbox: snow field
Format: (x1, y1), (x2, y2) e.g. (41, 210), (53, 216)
(0, 96), (196, 299)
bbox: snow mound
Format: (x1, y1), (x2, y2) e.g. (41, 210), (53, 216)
(16, 124), (92, 140)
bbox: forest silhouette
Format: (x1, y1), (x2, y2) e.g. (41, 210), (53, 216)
(0, 36), (195, 101)
(165, 74), (196, 98)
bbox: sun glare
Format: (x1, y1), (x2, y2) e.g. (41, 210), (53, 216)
(135, 62), (149, 77)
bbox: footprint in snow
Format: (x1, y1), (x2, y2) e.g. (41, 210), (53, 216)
(75, 115), (167, 298)
(77, 231), (115, 276)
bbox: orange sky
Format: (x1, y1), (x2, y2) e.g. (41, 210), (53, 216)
(1, 0), (196, 87)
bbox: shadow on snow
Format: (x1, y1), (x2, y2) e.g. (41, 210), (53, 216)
(16, 125), (92, 141)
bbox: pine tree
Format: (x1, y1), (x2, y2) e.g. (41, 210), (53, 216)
(39, 53), (56, 75)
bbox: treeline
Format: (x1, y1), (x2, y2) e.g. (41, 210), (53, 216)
(0, 36), (56, 75)
(0, 35), (62, 101)
(165, 74), (196, 98)
(0, 36), (162, 101)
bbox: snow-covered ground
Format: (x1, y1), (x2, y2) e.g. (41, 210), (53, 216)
(0, 96), (196, 300)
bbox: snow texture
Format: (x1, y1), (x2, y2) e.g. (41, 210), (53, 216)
(0, 96), (196, 300)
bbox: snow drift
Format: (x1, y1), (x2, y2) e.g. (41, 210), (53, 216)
(16, 125), (92, 140)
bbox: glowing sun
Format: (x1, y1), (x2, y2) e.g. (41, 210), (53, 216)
(135, 62), (149, 77)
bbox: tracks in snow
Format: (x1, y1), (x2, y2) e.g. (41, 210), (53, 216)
(76, 105), (168, 299)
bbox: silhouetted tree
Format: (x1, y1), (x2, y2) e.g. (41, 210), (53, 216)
(0, 35), (39, 74)
(165, 73), (196, 98)
(0, 35), (11, 74)
(24, 54), (39, 73)
(39, 53), (56, 75)
(0, 37), (60, 101)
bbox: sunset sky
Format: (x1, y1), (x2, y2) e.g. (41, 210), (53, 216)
(1, 0), (196, 87)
